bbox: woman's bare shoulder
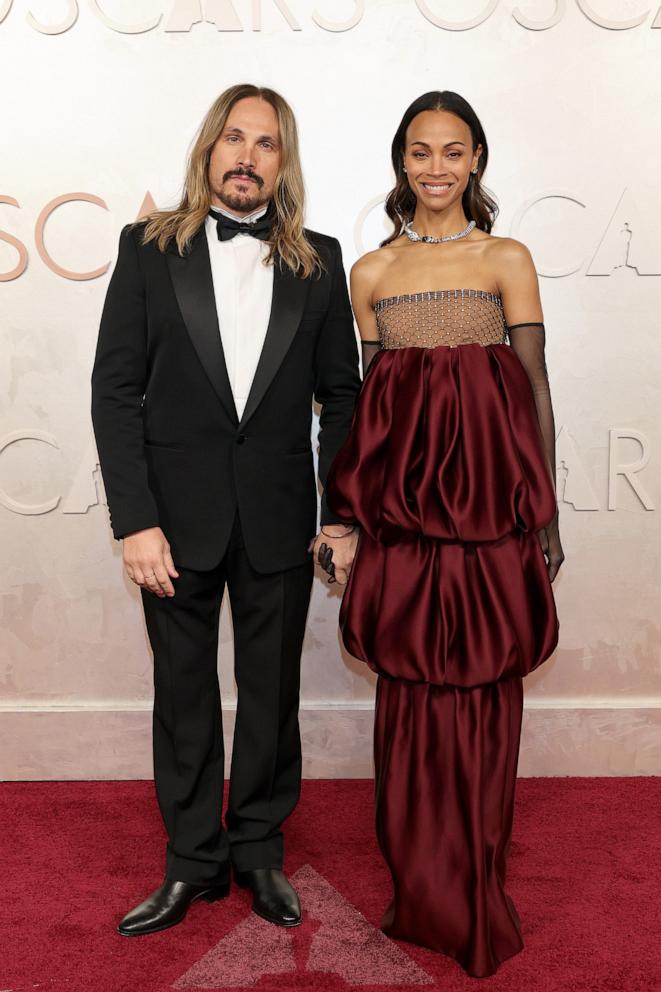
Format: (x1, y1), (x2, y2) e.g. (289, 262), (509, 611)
(351, 243), (401, 283)
(486, 233), (535, 267)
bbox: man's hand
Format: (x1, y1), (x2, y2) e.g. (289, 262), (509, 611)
(309, 524), (359, 586)
(122, 526), (179, 597)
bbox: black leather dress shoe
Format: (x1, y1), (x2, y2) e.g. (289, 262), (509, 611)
(117, 877), (230, 936)
(233, 868), (302, 927)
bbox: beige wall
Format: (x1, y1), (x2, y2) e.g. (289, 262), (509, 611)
(1, 0), (660, 778)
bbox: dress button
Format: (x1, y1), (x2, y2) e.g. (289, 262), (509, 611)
(236, 434), (247, 445)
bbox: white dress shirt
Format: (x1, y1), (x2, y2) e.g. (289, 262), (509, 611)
(205, 204), (274, 421)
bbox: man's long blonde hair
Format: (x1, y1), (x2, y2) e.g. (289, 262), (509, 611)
(141, 84), (323, 278)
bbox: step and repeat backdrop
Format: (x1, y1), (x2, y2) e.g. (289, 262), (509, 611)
(1, 0), (660, 778)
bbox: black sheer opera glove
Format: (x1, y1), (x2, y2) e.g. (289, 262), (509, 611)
(507, 321), (564, 581)
(361, 340), (382, 375)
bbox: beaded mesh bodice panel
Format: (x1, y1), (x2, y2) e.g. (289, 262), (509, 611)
(374, 289), (507, 349)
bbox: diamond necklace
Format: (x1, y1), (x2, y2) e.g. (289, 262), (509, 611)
(403, 218), (476, 244)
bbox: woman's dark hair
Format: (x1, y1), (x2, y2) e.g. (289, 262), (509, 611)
(381, 90), (498, 246)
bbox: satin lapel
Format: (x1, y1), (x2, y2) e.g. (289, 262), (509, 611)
(238, 258), (310, 430)
(166, 230), (238, 424)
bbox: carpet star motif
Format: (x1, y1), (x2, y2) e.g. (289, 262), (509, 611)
(172, 864), (433, 988)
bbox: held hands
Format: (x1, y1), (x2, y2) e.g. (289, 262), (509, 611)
(309, 524), (359, 586)
(122, 526), (179, 597)
(537, 506), (565, 583)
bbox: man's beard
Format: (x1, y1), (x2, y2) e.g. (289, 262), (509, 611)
(218, 187), (269, 213)
(217, 169), (268, 214)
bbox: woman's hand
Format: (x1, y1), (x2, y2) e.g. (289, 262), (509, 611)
(537, 508), (564, 583)
(309, 525), (359, 585)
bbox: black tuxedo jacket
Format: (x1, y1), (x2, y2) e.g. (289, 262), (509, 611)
(90, 221), (361, 573)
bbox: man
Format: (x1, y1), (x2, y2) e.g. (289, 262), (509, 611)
(91, 84), (360, 936)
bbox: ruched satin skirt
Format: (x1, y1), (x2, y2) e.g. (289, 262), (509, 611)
(326, 343), (559, 978)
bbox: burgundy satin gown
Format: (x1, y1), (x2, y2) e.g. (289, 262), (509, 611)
(325, 289), (559, 978)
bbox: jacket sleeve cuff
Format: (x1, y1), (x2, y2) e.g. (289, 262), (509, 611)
(319, 491), (357, 527)
(111, 513), (160, 541)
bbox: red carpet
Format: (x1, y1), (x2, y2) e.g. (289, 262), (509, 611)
(2, 778), (659, 991)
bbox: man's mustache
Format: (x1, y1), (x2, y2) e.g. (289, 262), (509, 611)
(223, 168), (264, 188)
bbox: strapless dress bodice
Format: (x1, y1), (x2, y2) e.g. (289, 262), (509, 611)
(374, 288), (507, 349)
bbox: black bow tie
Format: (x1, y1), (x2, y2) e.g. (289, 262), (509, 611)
(210, 208), (272, 243)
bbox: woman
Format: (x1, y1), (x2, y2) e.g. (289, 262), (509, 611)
(324, 91), (565, 978)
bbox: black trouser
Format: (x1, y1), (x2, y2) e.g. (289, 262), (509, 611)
(140, 510), (314, 885)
